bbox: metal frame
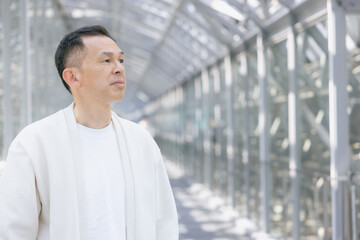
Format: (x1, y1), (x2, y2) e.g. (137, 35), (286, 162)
(194, 1), (247, 40)
(341, 0), (360, 11)
(174, 14), (220, 56)
(34, 0), (329, 115)
(202, 67), (213, 189)
(32, 0), (42, 121)
(257, 31), (270, 233)
(179, 8), (230, 46)
(20, 0), (32, 127)
(125, 0), (186, 102)
(287, 17), (301, 240)
(189, 0), (233, 46)
(2, 0), (360, 238)
(327, 0), (351, 238)
(226, 0), (264, 28)
(240, 52), (250, 219)
(51, 0), (71, 30)
(224, 54), (235, 206)
(1, 0), (13, 158)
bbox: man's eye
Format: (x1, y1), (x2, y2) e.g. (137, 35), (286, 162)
(104, 59), (111, 63)
(119, 59), (124, 63)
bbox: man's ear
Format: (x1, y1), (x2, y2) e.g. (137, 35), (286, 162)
(63, 68), (82, 90)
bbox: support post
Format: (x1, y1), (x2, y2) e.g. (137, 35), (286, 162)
(1, 0), (13, 158)
(351, 185), (357, 240)
(257, 31), (270, 233)
(20, 0), (32, 127)
(287, 18), (301, 240)
(213, 66), (222, 193)
(327, 0), (350, 239)
(224, 54), (235, 207)
(202, 68), (212, 189)
(240, 53), (250, 218)
(44, 6), (52, 115)
(32, 0), (41, 121)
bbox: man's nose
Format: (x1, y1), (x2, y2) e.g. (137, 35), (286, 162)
(114, 61), (124, 74)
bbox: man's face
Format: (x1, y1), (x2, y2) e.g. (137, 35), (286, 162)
(76, 35), (126, 104)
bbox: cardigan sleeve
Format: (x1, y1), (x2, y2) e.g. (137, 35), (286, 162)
(0, 145), (41, 240)
(155, 150), (179, 240)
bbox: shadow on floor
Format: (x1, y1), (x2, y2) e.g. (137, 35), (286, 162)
(167, 161), (255, 240)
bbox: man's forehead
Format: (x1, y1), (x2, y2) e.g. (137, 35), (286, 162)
(82, 35), (121, 53)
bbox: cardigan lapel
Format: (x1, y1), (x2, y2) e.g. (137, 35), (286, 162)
(63, 103), (88, 240)
(112, 112), (136, 240)
(62, 103), (135, 240)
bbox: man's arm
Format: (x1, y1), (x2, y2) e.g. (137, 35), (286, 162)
(0, 146), (41, 239)
(155, 152), (179, 240)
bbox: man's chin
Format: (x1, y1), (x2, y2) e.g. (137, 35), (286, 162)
(111, 94), (125, 104)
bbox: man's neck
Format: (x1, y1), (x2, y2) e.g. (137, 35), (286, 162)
(73, 101), (112, 129)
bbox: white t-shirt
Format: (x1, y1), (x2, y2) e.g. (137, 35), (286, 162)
(77, 122), (126, 240)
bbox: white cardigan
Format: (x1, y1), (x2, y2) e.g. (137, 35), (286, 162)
(0, 103), (179, 240)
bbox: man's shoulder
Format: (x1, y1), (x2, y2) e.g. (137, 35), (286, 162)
(26, 108), (65, 130)
(15, 108), (67, 143)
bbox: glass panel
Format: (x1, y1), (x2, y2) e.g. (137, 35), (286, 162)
(217, 63), (228, 197)
(183, 79), (196, 177)
(297, 20), (332, 238)
(247, 50), (261, 226)
(194, 77), (204, 183)
(347, 15), (360, 238)
(31, 0), (71, 122)
(208, 67), (218, 192)
(9, 0), (22, 144)
(267, 40), (290, 238)
(233, 56), (246, 216)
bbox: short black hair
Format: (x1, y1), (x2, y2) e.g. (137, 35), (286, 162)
(54, 25), (115, 93)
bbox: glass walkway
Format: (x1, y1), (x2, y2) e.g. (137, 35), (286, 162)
(1, 0), (360, 239)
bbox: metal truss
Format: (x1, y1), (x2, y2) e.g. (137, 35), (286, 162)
(341, 0), (360, 12)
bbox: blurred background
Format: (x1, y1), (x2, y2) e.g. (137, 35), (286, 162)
(0, 0), (360, 239)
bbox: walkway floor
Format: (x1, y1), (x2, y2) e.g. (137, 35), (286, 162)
(165, 160), (268, 240)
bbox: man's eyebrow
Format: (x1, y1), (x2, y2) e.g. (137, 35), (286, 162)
(99, 51), (125, 57)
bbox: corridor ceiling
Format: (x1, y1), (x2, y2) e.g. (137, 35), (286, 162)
(53, 0), (329, 115)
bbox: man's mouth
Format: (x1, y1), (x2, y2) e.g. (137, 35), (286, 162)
(111, 80), (126, 88)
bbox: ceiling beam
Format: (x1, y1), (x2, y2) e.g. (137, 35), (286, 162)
(218, 0), (264, 28)
(189, 0), (233, 44)
(179, 8), (230, 46)
(278, 0), (294, 9)
(51, 0), (71, 30)
(124, 0), (187, 101)
(194, 0), (247, 40)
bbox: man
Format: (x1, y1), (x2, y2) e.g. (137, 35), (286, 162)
(0, 25), (179, 240)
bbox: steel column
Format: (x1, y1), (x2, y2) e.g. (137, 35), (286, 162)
(1, 0), (13, 158)
(202, 68), (213, 189)
(257, 31), (270, 233)
(20, 0), (32, 127)
(213, 66), (222, 193)
(240, 53), (250, 218)
(351, 185), (357, 240)
(32, 0), (41, 121)
(224, 54), (235, 206)
(328, 0), (350, 239)
(194, 78), (202, 181)
(44, 5), (52, 115)
(287, 19), (301, 240)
